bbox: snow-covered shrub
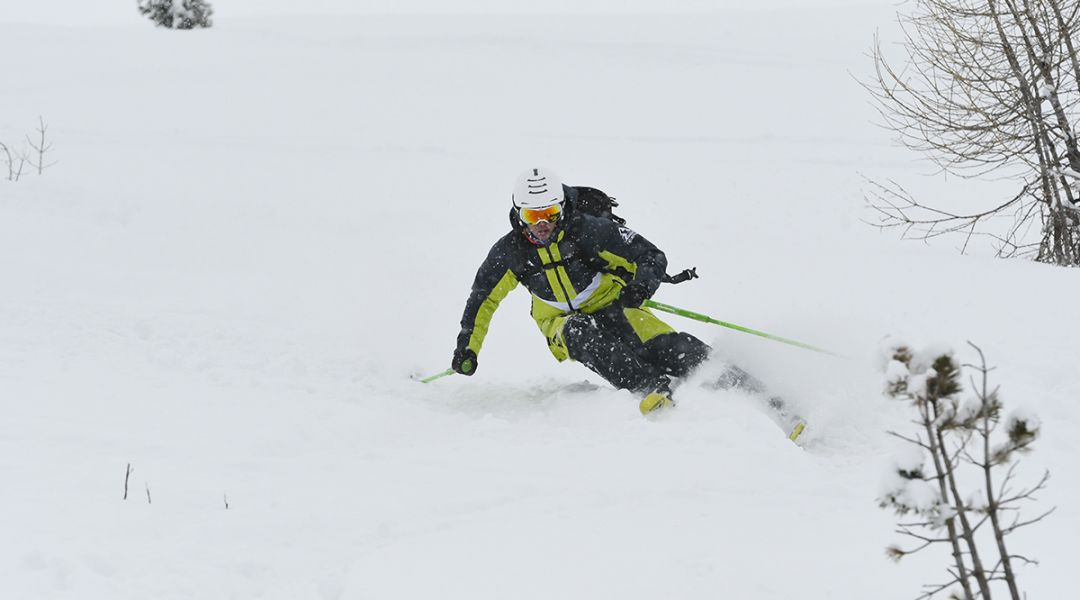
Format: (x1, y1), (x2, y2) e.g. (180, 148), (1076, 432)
(877, 340), (1051, 600)
(137, 0), (213, 30)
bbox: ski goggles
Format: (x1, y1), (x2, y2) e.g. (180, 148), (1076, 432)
(519, 203), (562, 225)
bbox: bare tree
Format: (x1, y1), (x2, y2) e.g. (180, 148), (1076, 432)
(961, 343), (1054, 599)
(878, 341), (1051, 599)
(2, 117), (54, 182)
(25, 116), (56, 175)
(0, 141), (28, 182)
(866, 0), (1080, 266)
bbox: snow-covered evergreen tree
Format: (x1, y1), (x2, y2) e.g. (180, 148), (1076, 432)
(877, 339), (1051, 600)
(137, 0), (213, 30)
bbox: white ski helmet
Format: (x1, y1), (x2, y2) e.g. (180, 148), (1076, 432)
(512, 168), (565, 209)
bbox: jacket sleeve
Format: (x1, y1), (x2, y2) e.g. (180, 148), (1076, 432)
(593, 219), (668, 297)
(456, 238), (520, 356)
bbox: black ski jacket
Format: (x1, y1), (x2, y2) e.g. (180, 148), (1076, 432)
(456, 207), (668, 357)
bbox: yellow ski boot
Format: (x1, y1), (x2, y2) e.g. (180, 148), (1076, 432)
(639, 390), (675, 415)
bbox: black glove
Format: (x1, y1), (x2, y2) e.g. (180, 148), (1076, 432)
(618, 280), (653, 308)
(452, 347), (478, 376)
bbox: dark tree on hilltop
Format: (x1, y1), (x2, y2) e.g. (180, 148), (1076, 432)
(138, 0), (213, 30)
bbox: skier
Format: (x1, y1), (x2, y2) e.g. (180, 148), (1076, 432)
(450, 168), (711, 414)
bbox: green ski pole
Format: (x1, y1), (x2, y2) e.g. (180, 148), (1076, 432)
(418, 354), (476, 383)
(644, 299), (840, 357)
(418, 368), (455, 384)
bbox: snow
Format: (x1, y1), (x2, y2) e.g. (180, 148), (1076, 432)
(907, 371), (932, 398)
(931, 395), (959, 428)
(879, 469), (929, 507)
(911, 343), (954, 374)
(892, 443), (926, 476)
(1007, 407), (1043, 434)
(2, 2), (1078, 599)
(958, 395), (984, 423)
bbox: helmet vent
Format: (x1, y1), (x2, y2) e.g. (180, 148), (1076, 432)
(526, 177), (553, 194)
(513, 168), (565, 208)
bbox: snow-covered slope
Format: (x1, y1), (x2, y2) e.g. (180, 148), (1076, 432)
(2, 3), (1077, 599)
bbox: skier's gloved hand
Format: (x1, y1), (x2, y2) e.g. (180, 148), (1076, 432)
(618, 280), (653, 308)
(452, 347), (478, 376)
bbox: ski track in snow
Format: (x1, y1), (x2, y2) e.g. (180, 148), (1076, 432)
(2, 4), (1078, 599)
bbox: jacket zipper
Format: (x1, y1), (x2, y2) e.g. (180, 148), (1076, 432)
(545, 246), (577, 311)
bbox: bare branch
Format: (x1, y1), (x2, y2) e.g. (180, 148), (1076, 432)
(123, 463), (133, 500)
(1001, 506), (1057, 534)
(25, 116), (57, 175)
(888, 429), (935, 450)
(865, 0), (1080, 264)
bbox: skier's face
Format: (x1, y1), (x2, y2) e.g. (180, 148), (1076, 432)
(527, 220), (556, 242)
(519, 203), (562, 243)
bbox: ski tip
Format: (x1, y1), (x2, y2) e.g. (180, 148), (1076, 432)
(788, 421), (807, 443)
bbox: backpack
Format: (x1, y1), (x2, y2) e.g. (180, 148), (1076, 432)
(566, 185), (698, 285)
(567, 186), (626, 225)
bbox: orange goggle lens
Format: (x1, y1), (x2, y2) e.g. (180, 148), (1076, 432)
(519, 204), (562, 225)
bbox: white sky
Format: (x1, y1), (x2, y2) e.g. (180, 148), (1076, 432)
(2, 0), (889, 26)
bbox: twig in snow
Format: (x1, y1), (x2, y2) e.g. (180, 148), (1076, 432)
(25, 116), (56, 175)
(124, 463), (133, 500)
